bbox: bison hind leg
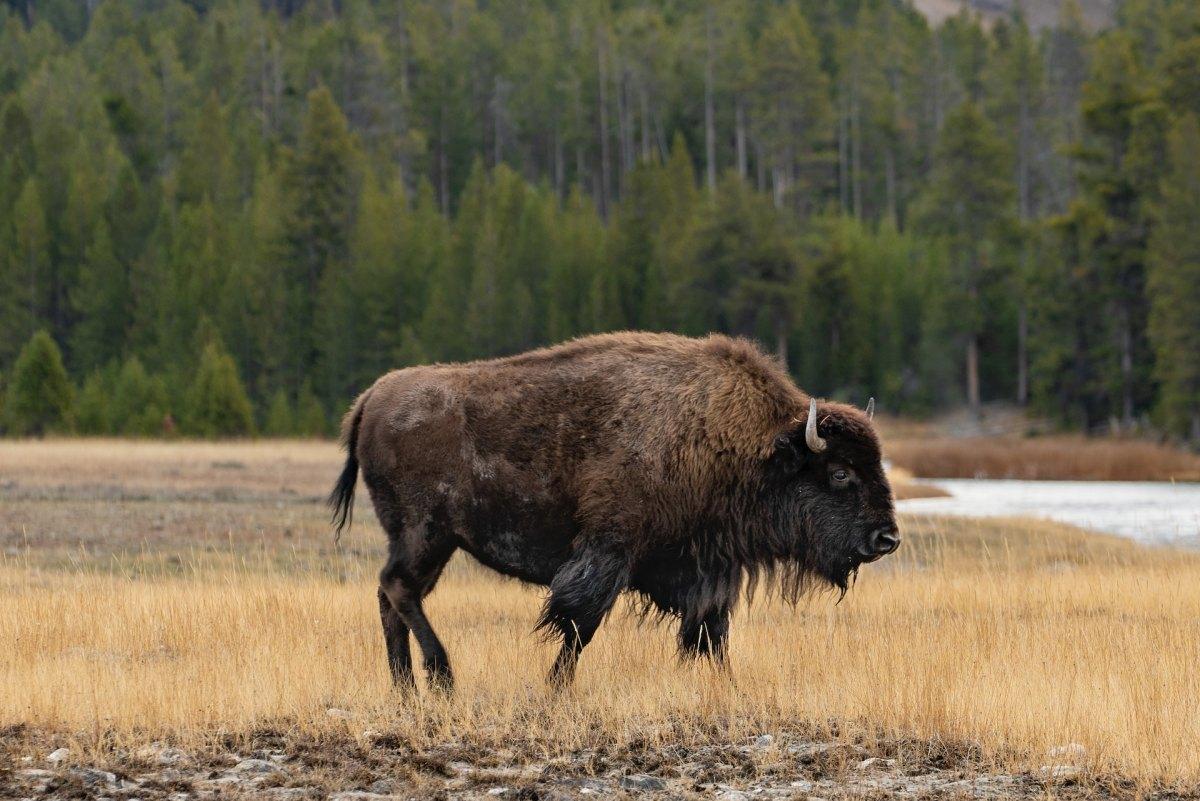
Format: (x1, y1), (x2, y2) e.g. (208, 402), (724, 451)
(378, 522), (457, 691)
(378, 587), (414, 687)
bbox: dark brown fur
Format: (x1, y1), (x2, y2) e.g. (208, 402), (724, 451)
(330, 332), (898, 687)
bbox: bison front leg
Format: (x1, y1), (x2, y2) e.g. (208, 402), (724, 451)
(538, 545), (631, 686)
(678, 605), (731, 665)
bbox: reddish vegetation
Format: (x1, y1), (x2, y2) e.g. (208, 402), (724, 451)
(886, 436), (1200, 482)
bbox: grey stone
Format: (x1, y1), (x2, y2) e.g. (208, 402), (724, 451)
(329, 793), (393, 801)
(232, 758), (282, 775)
(266, 789), (317, 800)
(73, 768), (119, 788)
(716, 791), (750, 801)
(754, 734), (774, 749)
(135, 744), (188, 766)
(619, 773), (666, 791)
(46, 748), (71, 764)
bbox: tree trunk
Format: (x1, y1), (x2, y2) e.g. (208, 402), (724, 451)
(704, 4), (717, 191)
(1017, 84), (1031, 221)
(838, 86), (849, 214)
(755, 140), (766, 192)
(884, 146), (897, 226)
(735, 99), (747, 179)
(492, 78), (502, 168)
(966, 334), (981, 418)
(554, 123), (564, 198)
(639, 86), (651, 162)
(851, 80), (862, 220)
(775, 316), (789, 370)
(438, 107), (449, 214)
(1016, 302), (1029, 406)
(597, 29), (611, 217)
(1120, 315), (1134, 429)
(615, 63), (629, 198)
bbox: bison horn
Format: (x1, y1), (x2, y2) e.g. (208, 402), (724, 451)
(805, 397), (827, 453)
(866, 397), (875, 420)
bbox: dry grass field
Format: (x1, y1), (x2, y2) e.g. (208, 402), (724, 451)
(885, 434), (1200, 482)
(1, 439), (1198, 800)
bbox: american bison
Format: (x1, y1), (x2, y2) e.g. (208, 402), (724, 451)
(330, 332), (899, 688)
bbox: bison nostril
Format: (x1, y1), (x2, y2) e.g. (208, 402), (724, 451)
(871, 527), (901, 555)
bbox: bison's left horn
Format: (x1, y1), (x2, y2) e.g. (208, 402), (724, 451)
(805, 398), (827, 453)
(866, 397), (875, 420)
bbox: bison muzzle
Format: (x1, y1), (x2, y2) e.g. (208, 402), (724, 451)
(329, 332), (899, 689)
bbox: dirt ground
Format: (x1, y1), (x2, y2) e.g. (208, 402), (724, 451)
(2, 724), (1127, 801)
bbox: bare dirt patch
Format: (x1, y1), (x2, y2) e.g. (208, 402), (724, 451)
(1, 725), (1142, 800)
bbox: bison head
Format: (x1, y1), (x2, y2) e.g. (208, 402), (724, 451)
(768, 397), (900, 592)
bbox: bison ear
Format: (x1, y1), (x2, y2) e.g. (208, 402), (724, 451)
(768, 428), (808, 476)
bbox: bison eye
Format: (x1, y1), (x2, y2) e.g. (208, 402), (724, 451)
(830, 468), (851, 488)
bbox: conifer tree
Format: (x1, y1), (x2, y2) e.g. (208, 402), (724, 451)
(75, 368), (112, 435)
(295, 381), (329, 437)
(111, 356), (169, 436)
(1147, 114), (1200, 440)
(185, 340), (255, 438)
(281, 85), (360, 388)
(263, 389), (294, 437)
(915, 101), (1015, 415)
(6, 330), (73, 436)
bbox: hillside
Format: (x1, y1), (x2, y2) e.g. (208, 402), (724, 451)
(912, 0), (1116, 29)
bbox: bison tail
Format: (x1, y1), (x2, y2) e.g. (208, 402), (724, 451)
(329, 388), (371, 543)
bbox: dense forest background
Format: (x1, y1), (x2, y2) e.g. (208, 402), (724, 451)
(0, 0), (1198, 440)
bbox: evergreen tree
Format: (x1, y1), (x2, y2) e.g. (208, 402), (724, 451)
(71, 222), (128, 372)
(915, 102), (1016, 415)
(110, 356), (169, 436)
(185, 340), (255, 438)
(749, 2), (832, 210)
(294, 381), (329, 437)
(1147, 114), (1200, 440)
(281, 85), (360, 390)
(6, 330), (73, 436)
(264, 389), (295, 437)
(75, 368), (112, 435)
(0, 1), (1195, 437)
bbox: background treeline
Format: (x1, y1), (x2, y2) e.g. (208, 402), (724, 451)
(0, 0), (1198, 440)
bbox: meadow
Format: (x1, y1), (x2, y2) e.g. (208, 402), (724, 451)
(1, 439), (1198, 799)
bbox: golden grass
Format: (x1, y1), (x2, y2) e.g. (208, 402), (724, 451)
(887, 435), (1200, 482)
(2, 523), (1198, 788)
(0, 437), (338, 497)
(3, 439), (1199, 793)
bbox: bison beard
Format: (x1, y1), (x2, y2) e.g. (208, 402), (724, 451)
(329, 332), (899, 689)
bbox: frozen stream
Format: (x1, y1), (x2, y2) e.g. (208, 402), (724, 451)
(896, 479), (1200, 543)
